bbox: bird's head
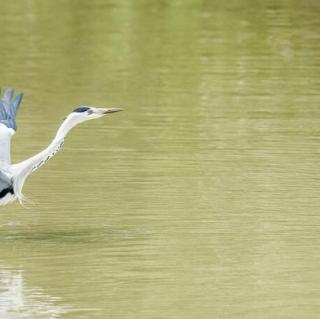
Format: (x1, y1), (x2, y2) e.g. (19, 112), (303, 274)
(69, 106), (123, 124)
(56, 106), (122, 139)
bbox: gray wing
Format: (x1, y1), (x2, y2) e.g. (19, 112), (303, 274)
(0, 171), (13, 198)
(0, 88), (24, 164)
(0, 88), (23, 131)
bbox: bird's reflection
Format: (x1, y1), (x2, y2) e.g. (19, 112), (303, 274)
(0, 269), (71, 318)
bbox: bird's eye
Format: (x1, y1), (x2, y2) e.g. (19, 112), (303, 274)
(73, 107), (90, 113)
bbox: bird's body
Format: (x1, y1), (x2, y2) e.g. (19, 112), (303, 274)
(0, 170), (15, 205)
(0, 88), (122, 206)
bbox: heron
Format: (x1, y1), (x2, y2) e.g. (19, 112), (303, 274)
(0, 88), (122, 206)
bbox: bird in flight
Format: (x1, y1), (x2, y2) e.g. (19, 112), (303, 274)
(0, 88), (122, 206)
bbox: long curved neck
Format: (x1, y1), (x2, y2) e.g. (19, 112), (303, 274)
(54, 115), (80, 141)
(11, 115), (81, 199)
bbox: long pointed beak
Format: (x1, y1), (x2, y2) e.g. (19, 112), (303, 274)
(101, 108), (123, 114)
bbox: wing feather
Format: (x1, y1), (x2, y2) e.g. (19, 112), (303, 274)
(0, 88), (24, 164)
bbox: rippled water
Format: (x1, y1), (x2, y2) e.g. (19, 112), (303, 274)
(0, 1), (320, 318)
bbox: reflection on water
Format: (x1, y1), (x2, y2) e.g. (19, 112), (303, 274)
(0, 0), (320, 318)
(0, 269), (70, 319)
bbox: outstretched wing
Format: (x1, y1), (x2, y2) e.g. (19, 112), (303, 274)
(0, 88), (23, 131)
(0, 88), (24, 164)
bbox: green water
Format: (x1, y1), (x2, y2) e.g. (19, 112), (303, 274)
(0, 1), (320, 318)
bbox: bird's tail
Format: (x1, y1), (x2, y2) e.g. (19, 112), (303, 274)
(0, 88), (24, 131)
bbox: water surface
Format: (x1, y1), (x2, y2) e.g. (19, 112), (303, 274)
(0, 1), (320, 318)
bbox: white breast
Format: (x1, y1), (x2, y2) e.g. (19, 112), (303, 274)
(0, 192), (16, 206)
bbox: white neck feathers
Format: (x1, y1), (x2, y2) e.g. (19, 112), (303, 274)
(11, 115), (83, 201)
